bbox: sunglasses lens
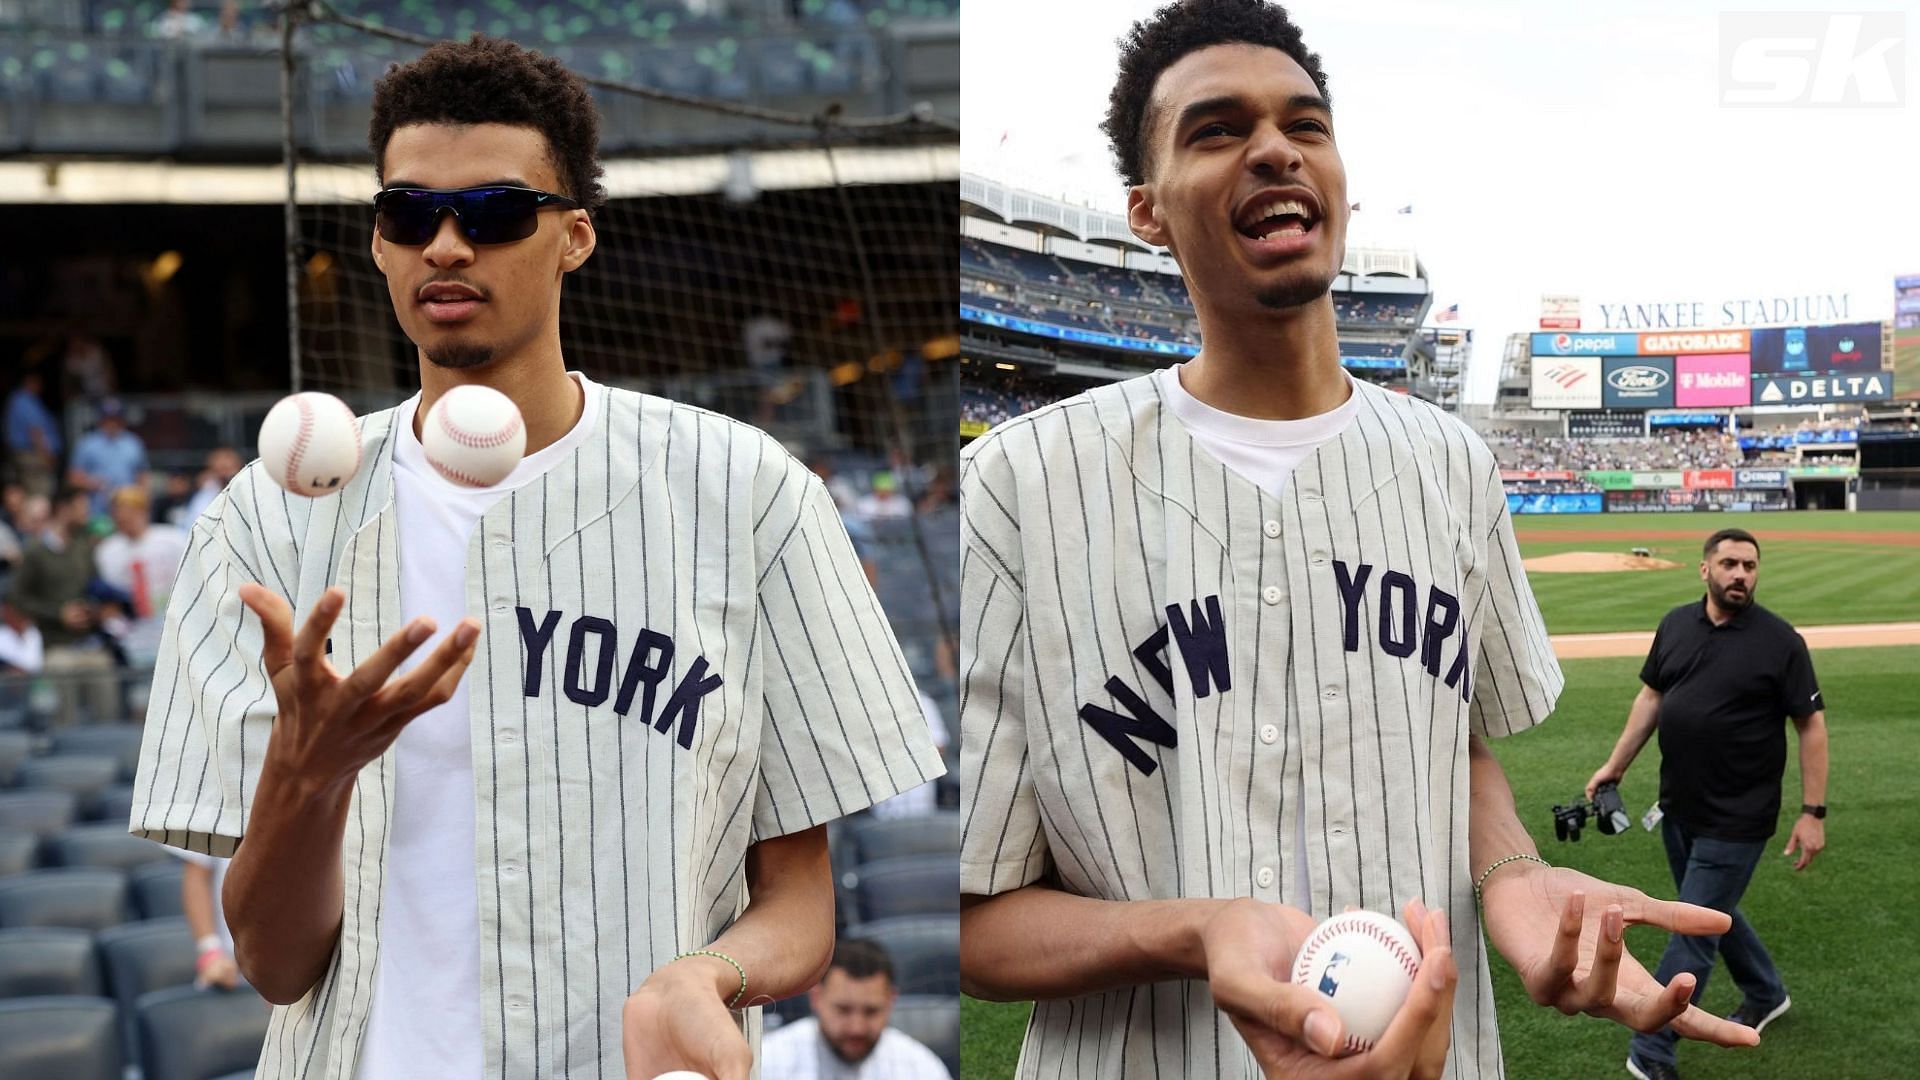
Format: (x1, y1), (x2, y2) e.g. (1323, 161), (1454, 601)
(375, 188), (545, 245)
(375, 190), (441, 245)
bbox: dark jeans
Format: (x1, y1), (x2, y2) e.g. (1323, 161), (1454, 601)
(1629, 814), (1787, 1066)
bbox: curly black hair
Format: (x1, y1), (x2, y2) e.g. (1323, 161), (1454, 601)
(370, 34), (607, 213)
(1102, 0), (1332, 187)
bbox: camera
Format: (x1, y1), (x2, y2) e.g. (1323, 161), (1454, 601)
(1552, 781), (1631, 842)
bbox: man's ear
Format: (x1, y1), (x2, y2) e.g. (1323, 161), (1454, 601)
(560, 211), (596, 272)
(1127, 184), (1170, 250)
(370, 227), (387, 276)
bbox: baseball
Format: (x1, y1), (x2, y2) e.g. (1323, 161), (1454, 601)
(1290, 910), (1422, 1055)
(257, 392), (363, 498)
(423, 384), (526, 488)
(649, 1073), (710, 1080)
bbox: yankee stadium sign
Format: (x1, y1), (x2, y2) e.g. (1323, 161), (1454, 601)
(1596, 294), (1853, 331)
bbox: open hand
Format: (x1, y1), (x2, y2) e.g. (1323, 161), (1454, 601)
(1783, 816), (1823, 871)
(1203, 897), (1458, 1079)
(1479, 861), (1758, 1047)
(623, 956), (752, 1080)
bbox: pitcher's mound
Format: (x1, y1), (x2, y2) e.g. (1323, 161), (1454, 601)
(1523, 551), (1682, 573)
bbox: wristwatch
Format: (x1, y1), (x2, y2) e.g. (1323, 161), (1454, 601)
(1801, 804), (1826, 819)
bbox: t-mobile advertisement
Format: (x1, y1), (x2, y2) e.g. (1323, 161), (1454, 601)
(1674, 353), (1751, 406)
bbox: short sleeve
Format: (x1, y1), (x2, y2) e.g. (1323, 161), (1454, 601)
(750, 474), (945, 840)
(1781, 633), (1823, 719)
(1639, 616), (1669, 692)
(128, 485), (276, 856)
(957, 436), (1049, 896)
(1468, 497), (1564, 738)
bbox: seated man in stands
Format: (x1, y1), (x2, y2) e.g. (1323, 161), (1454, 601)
(760, 939), (951, 1080)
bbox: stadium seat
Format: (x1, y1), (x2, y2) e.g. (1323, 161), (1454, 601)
(848, 914), (958, 996)
(14, 755), (119, 818)
(98, 917), (197, 1070)
(135, 984), (271, 1080)
(50, 725), (144, 782)
(848, 811), (959, 864)
(44, 823), (174, 872)
(0, 868), (131, 932)
(0, 730), (31, 786)
(0, 832), (37, 877)
(130, 860), (186, 920)
(0, 790), (80, 838)
(889, 993), (960, 1078)
(851, 855), (958, 923)
(0, 995), (123, 1080)
(0, 928), (103, 998)
(95, 784), (136, 829)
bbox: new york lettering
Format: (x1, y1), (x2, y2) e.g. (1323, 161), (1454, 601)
(1077, 595), (1229, 776)
(1332, 560), (1471, 702)
(517, 607), (723, 749)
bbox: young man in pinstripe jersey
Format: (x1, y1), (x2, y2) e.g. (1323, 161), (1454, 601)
(957, 2), (1758, 1077)
(129, 37), (942, 1080)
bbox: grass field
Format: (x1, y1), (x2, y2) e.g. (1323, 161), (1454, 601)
(1514, 511), (1920, 634)
(961, 645), (1920, 1080)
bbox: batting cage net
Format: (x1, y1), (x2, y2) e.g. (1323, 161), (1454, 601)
(279, 0), (960, 684)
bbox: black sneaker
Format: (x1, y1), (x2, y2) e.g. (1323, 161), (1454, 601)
(1726, 994), (1791, 1034)
(1626, 1054), (1681, 1080)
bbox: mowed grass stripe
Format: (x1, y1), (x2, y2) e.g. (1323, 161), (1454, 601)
(960, 647), (1918, 1079)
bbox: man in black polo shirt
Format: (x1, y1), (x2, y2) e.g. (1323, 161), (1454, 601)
(1584, 527), (1829, 1080)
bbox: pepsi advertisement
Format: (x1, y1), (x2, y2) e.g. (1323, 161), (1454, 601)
(1750, 322), (1881, 373)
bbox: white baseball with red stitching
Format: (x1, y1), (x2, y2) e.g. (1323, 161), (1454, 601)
(1290, 910), (1423, 1055)
(423, 384), (526, 488)
(258, 392), (362, 498)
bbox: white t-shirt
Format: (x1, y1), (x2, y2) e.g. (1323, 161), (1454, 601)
(355, 373), (599, 1080)
(0, 620), (42, 674)
(758, 1016), (951, 1080)
(868, 690), (950, 820)
(1159, 363), (1358, 910)
(95, 524), (190, 616)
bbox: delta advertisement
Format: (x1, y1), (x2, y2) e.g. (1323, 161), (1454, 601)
(1529, 319), (1893, 408)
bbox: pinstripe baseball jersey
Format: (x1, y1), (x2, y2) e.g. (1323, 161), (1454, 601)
(129, 383), (945, 1080)
(959, 372), (1562, 1080)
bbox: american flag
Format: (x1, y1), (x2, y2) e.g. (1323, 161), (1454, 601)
(1434, 303), (1460, 322)
(1397, 204), (1414, 214)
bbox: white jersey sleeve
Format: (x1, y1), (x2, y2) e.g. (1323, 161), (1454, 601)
(128, 467), (296, 856)
(1466, 486), (1563, 738)
(956, 428), (1049, 896)
(751, 468), (945, 840)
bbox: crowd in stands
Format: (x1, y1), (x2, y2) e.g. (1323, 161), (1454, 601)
(1484, 428), (1744, 472)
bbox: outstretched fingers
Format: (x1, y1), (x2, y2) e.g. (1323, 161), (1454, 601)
(1533, 890), (1585, 1004)
(369, 620), (482, 728)
(237, 584), (297, 676)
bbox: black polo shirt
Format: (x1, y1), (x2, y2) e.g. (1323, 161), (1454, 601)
(1641, 598), (1822, 841)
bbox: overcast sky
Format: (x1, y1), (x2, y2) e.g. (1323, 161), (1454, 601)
(960, 0), (1919, 403)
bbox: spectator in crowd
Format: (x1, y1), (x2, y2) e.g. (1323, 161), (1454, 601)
(854, 472), (914, 520)
(916, 465), (956, 516)
(0, 600), (41, 676)
(4, 368), (61, 497)
(807, 453), (863, 512)
(61, 331), (116, 400)
(67, 398), (149, 516)
(180, 850), (243, 990)
(95, 485), (190, 665)
(182, 446), (244, 526)
(150, 0), (211, 39)
(214, 0), (259, 44)
(0, 483), (25, 589)
(759, 938), (951, 1080)
(153, 471), (197, 528)
(4, 487), (117, 724)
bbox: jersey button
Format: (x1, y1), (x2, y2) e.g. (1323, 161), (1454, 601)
(1263, 519), (1281, 538)
(1256, 866), (1275, 889)
(1309, 551), (1327, 566)
(1259, 723), (1278, 745)
(1322, 686), (1341, 700)
(500, 863), (521, 877)
(499, 729), (518, 745)
(1262, 585), (1282, 605)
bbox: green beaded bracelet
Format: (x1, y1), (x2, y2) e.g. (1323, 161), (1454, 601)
(676, 949), (748, 1009)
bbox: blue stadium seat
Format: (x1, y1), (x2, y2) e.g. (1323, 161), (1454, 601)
(15, 755), (119, 818)
(0, 995), (123, 1080)
(50, 725), (145, 783)
(0, 832), (37, 877)
(95, 784), (137, 830)
(98, 917), (197, 1070)
(45, 824), (174, 872)
(0, 868), (131, 932)
(889, 993), (959, 1078)
(0, 928), (104, 999)
(0, 790), (80, 838)
(129, 860), (185, 920)
(851, 855), (957, 923)
(135, 984), (271, 1080)
(0, 730), (30, 786)
(848, 914), (958, 996)
(848, 811), (958, 864)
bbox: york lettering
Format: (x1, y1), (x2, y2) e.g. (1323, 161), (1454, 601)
(517, 607), (723, 749)
(1333, 561), (1472, 702)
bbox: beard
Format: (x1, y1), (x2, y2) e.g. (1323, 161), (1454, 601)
(424, 341), (496, 369)
(1708, 578), (1754, 611)
(1255, 269), (1338, 310)
(823, 1033), (877, 1065)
